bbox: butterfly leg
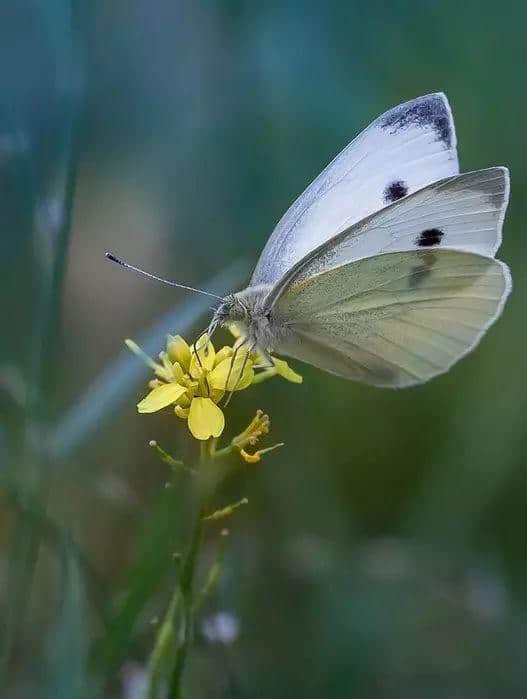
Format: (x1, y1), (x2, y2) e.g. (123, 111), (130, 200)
(192, 334), (211, 396)
(224, 340), (255, 407)
(223, 338), (247, 395)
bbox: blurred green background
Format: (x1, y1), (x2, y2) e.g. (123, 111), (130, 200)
(1, 1), (526, 697)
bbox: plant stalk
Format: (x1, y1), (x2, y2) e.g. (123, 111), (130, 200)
(144, 442), (209, 699)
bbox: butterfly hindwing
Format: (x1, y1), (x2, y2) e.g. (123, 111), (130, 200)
(273, 250), (511, 387)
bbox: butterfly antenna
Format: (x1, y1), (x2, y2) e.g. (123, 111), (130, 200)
(190, 329), (214, 396)
(223, 340), (244, 395)
(105, 253), (225, 301)
(224, 341), (253, 407)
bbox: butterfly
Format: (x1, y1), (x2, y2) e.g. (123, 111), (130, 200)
(108, 93), (511, 388)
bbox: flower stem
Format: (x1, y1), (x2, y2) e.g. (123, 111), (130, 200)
(143, 442), (208, 699)
(168, 445), (209, 698)
(144, 588), (181, 699)
(168, 510), (204, 698)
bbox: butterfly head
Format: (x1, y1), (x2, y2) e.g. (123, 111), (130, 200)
(211, 287), (284, 354)
(212, 293), (251, 327)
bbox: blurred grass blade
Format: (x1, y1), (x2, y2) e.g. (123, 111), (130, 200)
(39, 535), (91, 699)
(48, 259), (250, 460)
(0, 481), (107, 615)
(0, 0), (84, 684)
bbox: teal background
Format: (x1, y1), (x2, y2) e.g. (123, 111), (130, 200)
(1, 1), (526, 697)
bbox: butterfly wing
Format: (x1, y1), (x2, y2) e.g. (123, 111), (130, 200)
(272, 250), (511, 387)
(252, 93), (459, 286)
(264, 167), (509, 307)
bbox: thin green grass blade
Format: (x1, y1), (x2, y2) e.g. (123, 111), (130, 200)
(39, 535), (92, 699)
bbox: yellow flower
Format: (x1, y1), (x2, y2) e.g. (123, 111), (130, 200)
(126, 333), (254, 441)
(127, 329), (302, 443)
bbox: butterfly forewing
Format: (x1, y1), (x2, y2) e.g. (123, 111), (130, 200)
(272, 250), (511, 387)
(265, 167), (509, 303)
(252, 93), (459, 286)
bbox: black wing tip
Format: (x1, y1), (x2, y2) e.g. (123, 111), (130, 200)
(380, 92), (455, 149)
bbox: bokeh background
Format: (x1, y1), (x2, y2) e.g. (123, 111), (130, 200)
(1, 1), (526, 697)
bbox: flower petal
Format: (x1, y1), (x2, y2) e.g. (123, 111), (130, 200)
(209, 349), (254, 391)
(274, 357), (303, 383)
(189, 334), (216, 378)
(214, 346), (232, 366)
(156, 352), (179, 382)
(172, 362), (185, 382)
(166, 335), (191, 371)
(137, 383), (187, 413)
(188, 397), (225, 440)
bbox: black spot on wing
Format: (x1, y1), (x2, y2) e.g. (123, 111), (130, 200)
(381, 94), (453, 148)
(384, 180), (408, 203)
(417, 228), (444, 247)
(408, 252), (437, 289)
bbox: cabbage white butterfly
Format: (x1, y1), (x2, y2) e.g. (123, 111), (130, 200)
(108, 93), (511, 388)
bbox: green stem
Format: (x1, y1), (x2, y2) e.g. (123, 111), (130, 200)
(193, 529), (229, 616)
(168, 509), (204, 698)
(144, 442), (208, 699)
(144, 587), (181, 699)
(212, 444), (234, 459)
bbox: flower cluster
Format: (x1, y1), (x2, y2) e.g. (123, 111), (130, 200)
(231, 410), (283, 463)
(126, 330), (301, 442)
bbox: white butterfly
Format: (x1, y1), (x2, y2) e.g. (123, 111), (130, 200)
(109, 93), (511, 388)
